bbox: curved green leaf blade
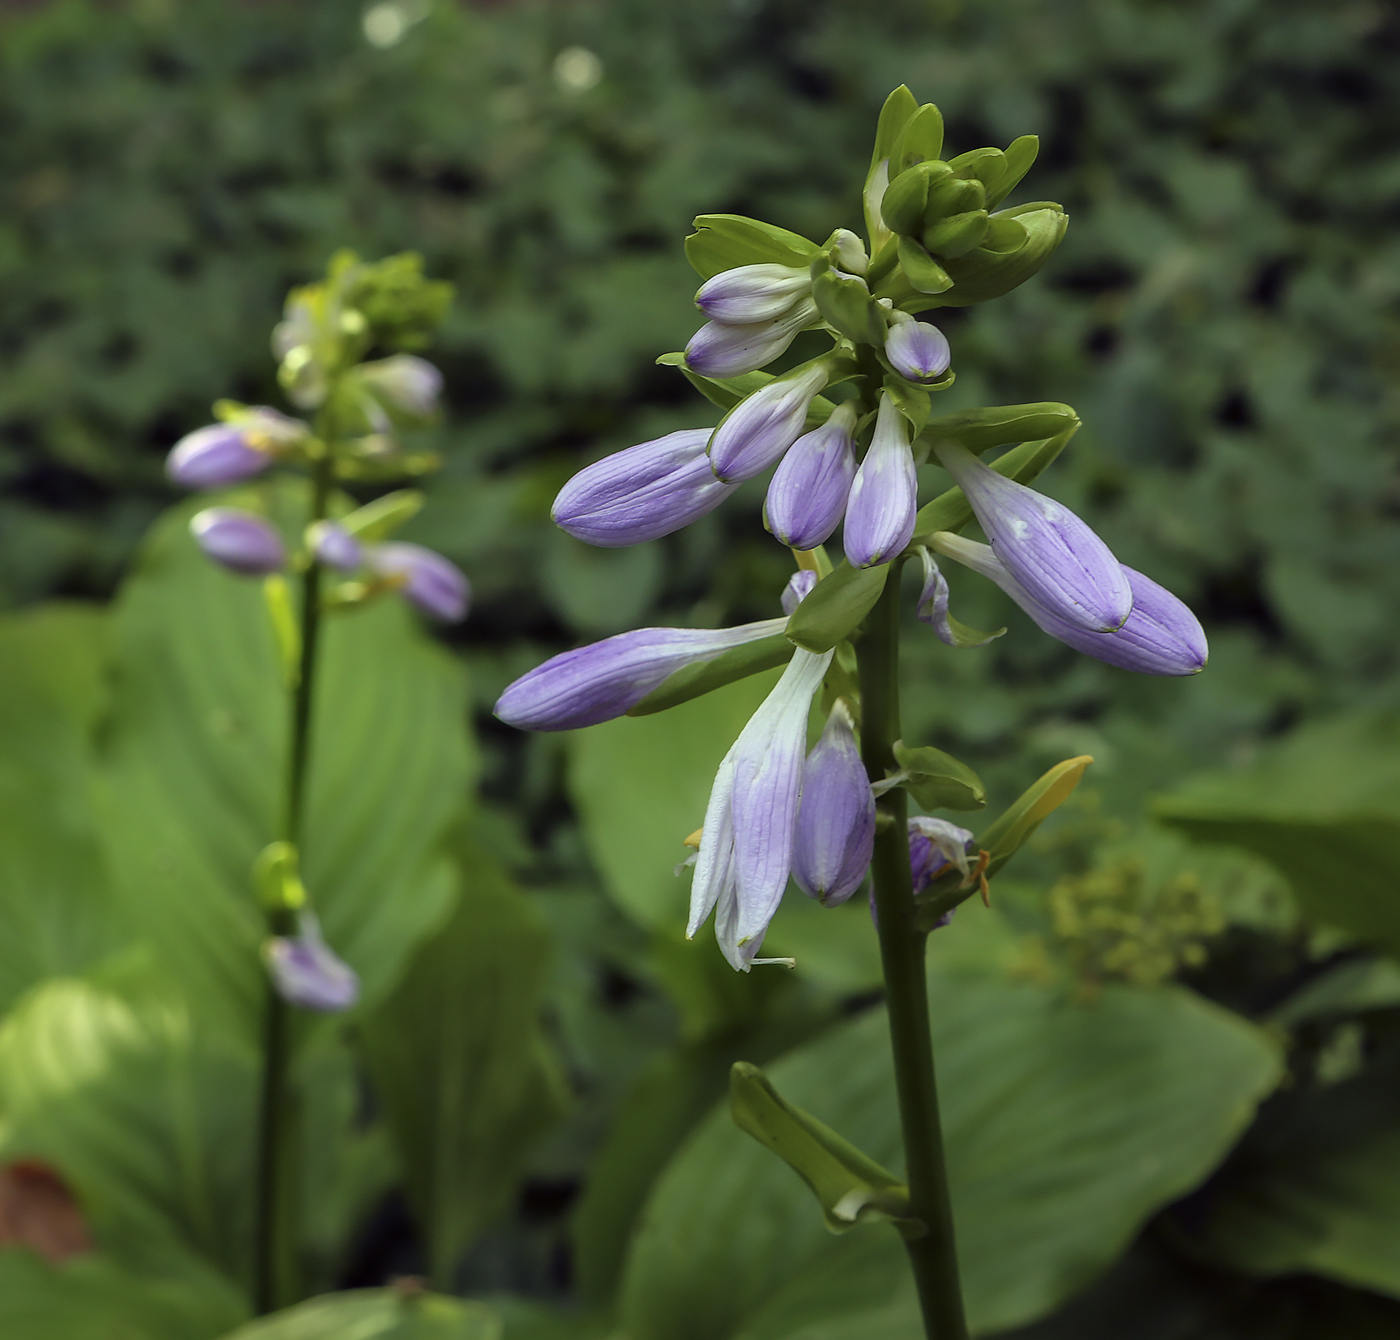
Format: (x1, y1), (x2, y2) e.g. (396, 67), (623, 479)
(785, 563), (890, 655)
(217, 1288), (500, 1340)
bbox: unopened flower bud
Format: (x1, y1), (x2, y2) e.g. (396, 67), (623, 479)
(190, 508), (286, 576)
(264, 913), (359, 1012)
(765, 404), (858, 550)
(552, 430), (739, 547)
(358, 354), (443, 418)
(884, 316), (951, 384)
(933, 441), (1132, 633)
(367, 543), (470, 622)
(781, 569), (818, 615)
(844, 393), (918, 568)
(496, 618), (788, 731)
(695, 264), (811, 324)
(685, 298), (819, 379)
(829, 229), (869, 277)
(168, 426), (265, 490)
(708, 364), (830, 483)
(792, 702), (875, 906)
(308, 521), (364, 572)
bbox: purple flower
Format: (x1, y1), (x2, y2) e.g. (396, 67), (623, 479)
(709, 365), (830, 484)
(308, 521), (364, 572)
(495, 617), (788, 731)
(263, 913), (359, 1012)
(792, 701), (875, 905)
(685, 299), (820, 379)
(914, 548), (1005, 648)
(844, 393), (918, 568)
(368, 543), (470, 622)
(190, 508), (286, 576)
(358, 354), (443, 418)
(688, 647), (834, 970)
(765, 404), (858, 550)
(909, 817), (974, 893)
(552, 430), (739, 547)
(781, 569), (818, 615)
(884, 318), (951, 385)
(933, 441), (1133, 633)
(166, 408), (307, 490)
(695, 264), (811, 324)
(931, 532), (1207, 675)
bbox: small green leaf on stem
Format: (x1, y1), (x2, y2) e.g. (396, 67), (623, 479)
(785, 562), (891, 653)
(891, 742), (987, 812)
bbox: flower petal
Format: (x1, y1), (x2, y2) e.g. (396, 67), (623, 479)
(685, 299), (819, 378)
(844, 393), (918, 568)
(695, 264), (811, 324)
(792, 701), (875, 905)
(708, 365), (831, 483)
(765, 404), (858, 550)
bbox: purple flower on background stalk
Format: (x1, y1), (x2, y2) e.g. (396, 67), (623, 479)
(909, 816), (974, 893)
(358, 354), (443, 418)
(685, 299), (820, 379)
(190, 508), (286, 576)
(688, 646), (835, 970)
(933, 441), (1133, 633)
(264, 912), (359, 1012)
(931, 532), (1207, 675)
(781, 569), (818, 614)
(495, 617), (788, 731)
(167, 406), (308, 489)
(552, 430), (739, 547)
(368, 543), (470, 622)
(765, 403), (858, 550)
(695, 264), (812, 324)
(844, 392), (918, 568)
(792, 701), (876, 906)
(708, 364), (831, 483)
(308, 520), (364, 572)
(884, 317), (951, 385)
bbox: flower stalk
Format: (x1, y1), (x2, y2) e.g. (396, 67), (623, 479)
(857, 561), (967, 1340)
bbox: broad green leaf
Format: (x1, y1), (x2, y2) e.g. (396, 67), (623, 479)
(785, 562), (889, 654)
(1154, 711), (1400, 955)
(892, 741), (986, 813)
(619, 954), (1280, 1338)
(1271, 956), (1400, 1026)
(684, 215), (818, 281)
(217, 1288), (501, 1340)
(0, 605), (123, 1013)
(91, 485), (475, 1039)
(629, 634), (793, 717)
(358, 840), (568, 1287)
(0, 1247), (248, 1340)
(568, 670), (781, 927)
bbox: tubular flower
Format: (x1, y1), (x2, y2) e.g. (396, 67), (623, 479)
(709, 364), (831, 483)
(930, 532), (1207, 675)
(781, 569), (818, 614)
(263, 912), (360, 1012)
(190, 508), (286, 576)
(695, 263), (812, 324)
(367, 543), (470, 622)
(166, 408), (306, 490)
(933, 440), (1132, 633)
(308, 520), (364, 572)
(552, 430), (739, 547)
(764, 403), (859, 551)
(792, 701), (876, 906)
(685, 298), (820, 379)
(884, 316), (951, 385)
(844, 393), (918, 568)
(495, 618), (788, 731)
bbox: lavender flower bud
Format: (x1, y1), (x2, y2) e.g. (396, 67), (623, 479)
(792, 702), (875, 906)
(695, 264), (811, 324)
(496, 618), (788, 731)
(708, 364), (830, 484)
(190, 508), (286, 576)
(358, 354), (443, 417)
(884, 317), (951, 385)
(264, 913), (359, 1012)
(552, 430), (739, 547)
(844, 393), (918, 568)
(934, 441), (1133, 633)
(765, 404), (858, 550)
(167, 425), (269, 490)
(781, 570), (818, 615)
(909, 817), (974, 893)
(367, 543), (470, 622)
(931, 532), (1207, 675)
(308, 521), (364, 572)
(685, 298), (820, 379)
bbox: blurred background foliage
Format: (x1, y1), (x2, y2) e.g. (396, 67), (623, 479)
(1, 0), (1400, 1336)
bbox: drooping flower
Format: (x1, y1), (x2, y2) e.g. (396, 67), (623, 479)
(933, 441), (1132, 633)
(792, 701), (876, 906)
(908, 816), (974, 892)
(914, 548), (1005, 648)
(695, 263), (811, 324)
(495, 617), (788, 731)
(884, 316), (951, 385)
(263, 912), (360, 1012)
(708, 365), (832, 484)
(844, 392), (918, 568)
(552, 429), (739, 547)
(308, 520), (364, 572)
(930, 532), (1207, 675)
(685, 299), (820, 379)
(190, 508), (286, 576)
(367, 543), (470, 622)
(765, 403), (859, 550)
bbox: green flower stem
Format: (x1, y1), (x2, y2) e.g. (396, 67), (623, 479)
(857, 560), (968, 1340)
(253, 445), (335, 1315)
